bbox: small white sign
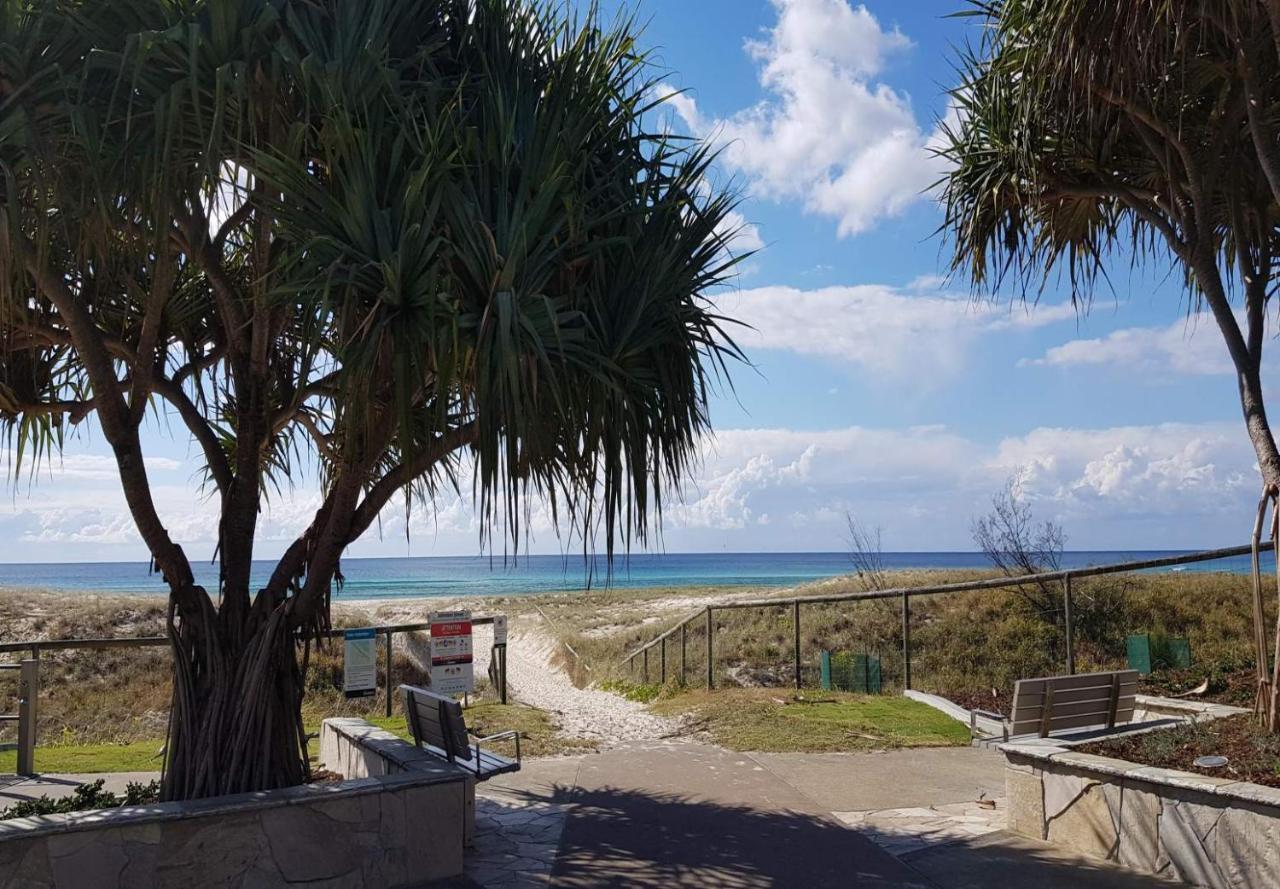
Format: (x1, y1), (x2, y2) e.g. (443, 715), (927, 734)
(493, 614), (508, 645)
(429, 610), (474, 696)
(343, 628), (377, 698)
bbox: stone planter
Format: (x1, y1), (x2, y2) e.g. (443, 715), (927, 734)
(0, 748), (471, 888)
(1004, 739), (1280, 888)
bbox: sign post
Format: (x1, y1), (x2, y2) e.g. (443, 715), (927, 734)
(428, 610), (474, 697)
(343, 628), (378, 699)
(490, 615), (508, 704)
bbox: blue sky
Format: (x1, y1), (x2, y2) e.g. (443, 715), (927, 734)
(1, 0), (1272, 563)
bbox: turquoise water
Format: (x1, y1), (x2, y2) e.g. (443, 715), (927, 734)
(0, 550), (1265, 599)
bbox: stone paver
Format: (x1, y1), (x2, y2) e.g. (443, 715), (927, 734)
(835, 797), (1007, 858)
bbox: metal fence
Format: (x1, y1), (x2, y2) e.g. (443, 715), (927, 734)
(620, 542), (1276, 691)
(0, 617), (506, 777)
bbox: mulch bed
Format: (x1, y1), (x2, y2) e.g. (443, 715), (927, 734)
(1079, 714), (1280, 788)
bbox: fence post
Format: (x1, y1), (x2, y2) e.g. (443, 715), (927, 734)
(901, 592), (912, 691)
(498, 643), (508, 704)
(643, 647), (649, 684)
(17, 658), (37, 777)
(793, 601), (802, 689)
(681, 622), (687, 685)
(1064, 573), (1076, 675)
(706, 607), (714, 690)
(384, 630), (394, 717)
(661, 636), (667, 684)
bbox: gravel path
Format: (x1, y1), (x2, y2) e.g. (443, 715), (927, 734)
(504, 622), (681, 747)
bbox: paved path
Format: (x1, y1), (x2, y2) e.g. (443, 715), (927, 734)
(461, 743), (1181, 889)
(4, 747), (1181, 887)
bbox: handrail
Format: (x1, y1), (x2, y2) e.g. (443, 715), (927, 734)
(619, 542), (1276, 666)
(0, 616), (498, 655)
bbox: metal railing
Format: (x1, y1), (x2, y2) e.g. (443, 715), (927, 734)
(620, 542), (1276, 690)
(0, 617), (507, 774)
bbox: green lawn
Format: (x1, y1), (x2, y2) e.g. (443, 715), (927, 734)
(0, 739), (164, 774)
(0, 701), (580, 776)
(651, 688), (971, 752)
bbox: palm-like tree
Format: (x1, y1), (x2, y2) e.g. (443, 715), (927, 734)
(938, 0), (1280, 726)
(0, 0), (745, 798)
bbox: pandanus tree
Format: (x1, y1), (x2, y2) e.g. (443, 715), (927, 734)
(938, 0), (1280, 726)
(0, 0), (743, 798)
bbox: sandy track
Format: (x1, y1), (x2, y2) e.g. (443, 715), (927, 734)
(502, 622), (680, 747)
(396, 615), (679, 748)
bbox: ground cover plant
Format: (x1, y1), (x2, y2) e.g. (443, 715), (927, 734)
(1081, 716), (1280, 789)
(0, 779), (160, 821)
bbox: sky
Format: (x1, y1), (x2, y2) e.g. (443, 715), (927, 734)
(1, 0), (1275, 563)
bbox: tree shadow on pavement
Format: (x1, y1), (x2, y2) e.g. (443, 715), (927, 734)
(545, 784), (930, 889)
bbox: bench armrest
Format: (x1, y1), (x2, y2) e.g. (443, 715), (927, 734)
(473, 730), (521, 764)
(969, 709), (1010, 742)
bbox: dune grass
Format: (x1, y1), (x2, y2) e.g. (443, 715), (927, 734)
(548, 569), (1269, 708)
(650, 688), (970, 752)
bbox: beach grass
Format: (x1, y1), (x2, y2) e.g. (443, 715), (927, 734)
(548, 569), (1270, 708)
(649, 688), (970, 752)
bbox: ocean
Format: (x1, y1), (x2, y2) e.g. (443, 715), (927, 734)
(0, 550), (1267, 599)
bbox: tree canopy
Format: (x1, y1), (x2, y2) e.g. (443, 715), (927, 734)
(0, 0), (745, 797)
(938, 0), (1280, 726)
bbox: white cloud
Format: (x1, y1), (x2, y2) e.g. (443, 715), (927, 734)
(663, 420), (1261, 549)
(1024, 312), (1235, 375)
(0, 419), (1267, 559)
(668, 1), (941, 236)
(721, 283), (1075, 377)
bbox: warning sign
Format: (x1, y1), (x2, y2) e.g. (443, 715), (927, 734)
(428, 610), (474, 695)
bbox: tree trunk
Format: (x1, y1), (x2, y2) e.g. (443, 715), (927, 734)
(162, 586), (310, 801)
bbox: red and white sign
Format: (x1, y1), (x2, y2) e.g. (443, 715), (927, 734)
(428, 610), (474, 695)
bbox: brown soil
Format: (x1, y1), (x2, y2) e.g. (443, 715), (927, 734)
(1080, 715), (1280, 788)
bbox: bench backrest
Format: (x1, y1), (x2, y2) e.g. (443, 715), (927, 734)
(1010, 669), (1139, 738)
(401, 685), (472, 762)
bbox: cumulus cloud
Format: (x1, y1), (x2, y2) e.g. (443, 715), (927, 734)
(667, 0), (942, 236)
(1, 420), (1266, 561)
(1023, 312), (1236, 376)
(721, 283), (1075, 377)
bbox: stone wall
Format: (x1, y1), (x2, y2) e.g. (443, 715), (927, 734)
(319, 717), (477, 846)
(0, 765), (469, 888)
(1004, 740), (1280, 887)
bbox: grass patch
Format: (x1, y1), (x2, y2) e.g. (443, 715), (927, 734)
(0, 700), (582, 776)
(597, 679), (668, 703)
(651, 688), (970, 753)
(0, 739), (165, 774)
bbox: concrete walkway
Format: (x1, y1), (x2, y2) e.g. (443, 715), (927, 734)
(3, 746), (1182, 887)
(466, 743), (1181, 888)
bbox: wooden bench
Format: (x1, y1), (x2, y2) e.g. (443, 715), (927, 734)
(1005, 669), (1140, 740)
(400, 684), (521, 780)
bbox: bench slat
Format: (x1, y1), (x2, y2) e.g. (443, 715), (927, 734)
(399, 684), (521, 780)
(1011, 710), (1135, 735)
(1011, 702), (1137, 733)
(1013, 684), (1137, 708)
(1014, 670), (1139, 695)
(1009, 670), (1140, 739)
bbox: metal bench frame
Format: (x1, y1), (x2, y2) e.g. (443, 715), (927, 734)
(400, 684), (521, 780)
